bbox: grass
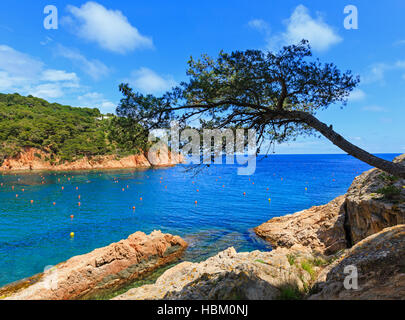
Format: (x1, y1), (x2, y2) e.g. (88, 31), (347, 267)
(254, 259), (266, 264)
(301, 260), (316, 280)
(278, 284), (304, 300)
(287, 254), (296, 266)
(311, 257), (328, 267)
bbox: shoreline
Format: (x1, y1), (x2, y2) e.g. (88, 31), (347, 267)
(0, 147), (185, 174)
(0, 164), (179, 175)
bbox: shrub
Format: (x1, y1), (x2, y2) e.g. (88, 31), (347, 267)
(376, 185), (401, 200)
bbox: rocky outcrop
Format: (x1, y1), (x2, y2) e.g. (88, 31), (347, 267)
(255, 154), (405, 253)
(0, 147), (184, 172)
(1, 231), (187, 300)
(254, 196), (347, 255)
(113, 245), (321, 300)
(344, 154), (405, 244)
(115, 226), (405, 301)
(147, 145), (184, 167)
(309, 225), (405, 300)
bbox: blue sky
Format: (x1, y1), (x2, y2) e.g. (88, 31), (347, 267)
(0, 0), (404, 154)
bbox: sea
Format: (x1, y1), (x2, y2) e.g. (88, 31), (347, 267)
(0, 153), (398, 287)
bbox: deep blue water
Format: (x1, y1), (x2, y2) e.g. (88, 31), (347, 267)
(0, 153), (398, 287)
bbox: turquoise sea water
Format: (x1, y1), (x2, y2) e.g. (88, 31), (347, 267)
(0, 153), (398, 287)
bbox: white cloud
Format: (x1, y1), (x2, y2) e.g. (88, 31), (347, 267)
(126, 67), (177, 94)
(248, 19), (270, 34)
(362, 63), (390, 84)
(40, 36), (53, 46)
(64, 1), (153, 54)
(77, 92), (116, 113)
(348, 89), (366, 102)
(362, 105), (387, 112)
(393, 39), (405, 46)
(41, 69), (79, 82)
(362, 61), (405, 84)
(252, 5), (342, 52)
(0, 45), (82, 100)
(280, 5), (342, 51)
(29, 83), (64, 99)
(56, 45), (110, 80)
(0, 45), (44, 79)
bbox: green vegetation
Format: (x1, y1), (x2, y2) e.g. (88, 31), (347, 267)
(287, 254), (296, 266)
(379, 173), (400, 183)
(278, 284), (304, 300)
(0, 93), (149, 165)
(311, 257), (328, 267)
(300, 260), (316, 279)
(376, 185), (401, 200)
(254, 259), (266, 264)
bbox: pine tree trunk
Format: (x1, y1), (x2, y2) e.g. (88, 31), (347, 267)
(288, 111), (405, 178)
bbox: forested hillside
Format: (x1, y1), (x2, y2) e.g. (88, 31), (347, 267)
(0, 93), (148, 164)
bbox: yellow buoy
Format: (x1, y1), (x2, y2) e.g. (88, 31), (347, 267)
(70, 232), (75, 238)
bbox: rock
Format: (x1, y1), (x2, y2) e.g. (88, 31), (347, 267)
(1, 231), (187, 300)
(0, 147), (184, 172)
(147, 144), (184, 167)
(255, 154), (405, 253)
(309, 225), (405, 300)
(254, 196), (347, 255)
(345, 154), (405, 244)
(113, 245), (320, 300)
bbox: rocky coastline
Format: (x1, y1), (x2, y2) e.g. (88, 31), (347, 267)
(1, 154), (404, 300)
(0, 146), (184, 172)
(0, 231), (187, 300)
(115, 153), (405, 300)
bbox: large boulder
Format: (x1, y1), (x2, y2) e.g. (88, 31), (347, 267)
(114, 245), (321, 300)
(254, 196), (347, 255)
(309, 225), (405, 300)
(345, 155), (405, 244)
(0, 231), (187, 300)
